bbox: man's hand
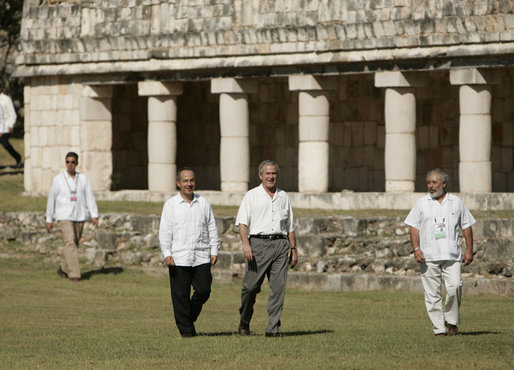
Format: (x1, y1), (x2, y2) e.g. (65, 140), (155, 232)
(164, 256), (175, 266)
(462, 248), (473, 265)
(46, 223), (53, 233)
(210, 255), (218, 266)
(413, 249), (425, 263)
(92, 218), (98, 227)
(242, 243), (253, 262)
(290, 249), (298, 267)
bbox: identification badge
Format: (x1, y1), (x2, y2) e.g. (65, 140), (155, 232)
(434, 222), (446, 239)
(70, 191), (77, 202)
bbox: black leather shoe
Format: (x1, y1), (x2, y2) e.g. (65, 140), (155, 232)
(57, 267), (68, 279)
(181, 333), (195, 338)
(238, 321), (250, 336)
(265, 332), (284, 338)
(445, 322), (459, 336)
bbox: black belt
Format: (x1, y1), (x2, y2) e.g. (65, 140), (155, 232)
(250, 234), (287, 240)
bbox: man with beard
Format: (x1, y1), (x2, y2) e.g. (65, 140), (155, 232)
(404, 169), (475, 336)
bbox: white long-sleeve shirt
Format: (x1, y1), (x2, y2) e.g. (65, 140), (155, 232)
(46, 171), (98, 223)
(0, 92), (17, 134)
(235, 184), (295, 236)
(159, 193), (220, 267)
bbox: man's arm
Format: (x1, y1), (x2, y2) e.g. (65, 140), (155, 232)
(288, 231), (298, 267)
(159, 202), (174, 266)
(239, 224), (253, 262)
(409, 226), (425, 263)
(462, 227), (473, 265)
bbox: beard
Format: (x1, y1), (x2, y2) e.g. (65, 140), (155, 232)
(429, 187), (444, 199)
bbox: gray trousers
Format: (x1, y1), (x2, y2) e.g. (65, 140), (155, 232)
(239, 237), (290, 333)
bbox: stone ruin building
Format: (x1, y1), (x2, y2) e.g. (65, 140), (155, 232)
(14, 0), (514, 209)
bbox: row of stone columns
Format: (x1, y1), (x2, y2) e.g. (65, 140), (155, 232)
(84, 68), (497, 194)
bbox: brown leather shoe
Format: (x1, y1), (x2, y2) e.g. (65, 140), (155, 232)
(265, 332), (284, 338)
(238, 321), (250, 336)
(57, 268), (68, 279)
(434, 333), (446, 337)
(445, 322), (459, 336)
(69, 277), (80, 282)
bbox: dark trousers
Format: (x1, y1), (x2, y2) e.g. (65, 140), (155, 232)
(0, 133), (21, 163)
(240, 238), (290, 334)
(168, 263), (212, 336)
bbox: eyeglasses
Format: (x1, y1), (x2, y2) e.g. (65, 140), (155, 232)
(66, 161), (77, 164)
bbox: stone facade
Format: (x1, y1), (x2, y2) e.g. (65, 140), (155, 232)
(14, 1), (514, 202)
(1, 212), (512, 295)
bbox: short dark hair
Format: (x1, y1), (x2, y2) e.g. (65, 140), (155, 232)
(176, 167), (195, 181)
(65, 152), (79, 161)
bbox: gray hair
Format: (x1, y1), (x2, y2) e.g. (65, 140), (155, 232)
(258, 160), (280, 174)
(426, 169), (449, 184)
(176, 167), (195, 181)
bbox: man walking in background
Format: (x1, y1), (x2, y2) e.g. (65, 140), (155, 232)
(405, 169), (475, 336)
(46, 152), (99, 282)
(159, 168), (220, 338)
(0, 82), (22, 168)
(236, 160), (298, 338)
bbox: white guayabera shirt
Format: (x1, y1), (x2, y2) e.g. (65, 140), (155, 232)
(159, 193), (220, 267)
(404, 193), (475, 262)
(46, 171), (98, 223)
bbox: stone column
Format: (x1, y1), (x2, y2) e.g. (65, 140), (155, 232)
(450, 68), (500, 193)
(138, 81), (183, 193)
(80, 85), (113, 192)
(289, 75), (336, 193)
(211, 78), (258, 192)
(375, 72), (424, 192)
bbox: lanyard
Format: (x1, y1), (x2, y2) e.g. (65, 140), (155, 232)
(431, 196), (448, 224)
(63, 172), (78, 194)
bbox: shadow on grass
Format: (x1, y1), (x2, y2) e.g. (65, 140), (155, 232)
(81, 267), (124, 280)
(459, 331), (501, 336)
(199, 329), (334, 337)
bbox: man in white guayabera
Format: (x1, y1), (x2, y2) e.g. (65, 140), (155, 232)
(405, 169), (475, 336)
(46, 152), (99, 282)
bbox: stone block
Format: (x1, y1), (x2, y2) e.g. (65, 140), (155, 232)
(81, 121), (112, 152)
(450, 68), (502, 86)
(80, 97), (112, 121)
(138, 81), (183, 96)
(289, 75), (337, 91)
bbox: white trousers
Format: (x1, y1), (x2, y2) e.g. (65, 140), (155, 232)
(420, 261), (462, 334)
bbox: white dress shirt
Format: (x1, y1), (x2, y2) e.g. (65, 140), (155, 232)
(159, 193), (220, 267)
(236, 184), (295, 236)
(404, 193), (475, 262)
(0, 92), (17, 134)
(46, 171), (99, 223)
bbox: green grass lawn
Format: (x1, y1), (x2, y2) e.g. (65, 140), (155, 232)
(0, 256), (513, 369)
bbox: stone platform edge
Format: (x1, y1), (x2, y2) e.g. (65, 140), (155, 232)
(212, 271), (514, 298)
(84, 191), (514, 211)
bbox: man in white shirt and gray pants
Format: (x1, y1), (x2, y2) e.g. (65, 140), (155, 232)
(405, 169), (475, 336)
(159, 168), (220, 338)
(236, 160), (298, 338)
(46, 152), (98, 282)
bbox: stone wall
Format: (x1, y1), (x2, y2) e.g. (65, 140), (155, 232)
(18, 0), (514, 68)
(1, 212), (512, 295)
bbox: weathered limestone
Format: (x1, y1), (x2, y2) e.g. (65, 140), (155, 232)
(375, 72), (424, 192)
(138, 81), (183, 193)
(211, 78), (258, 192)
(289, 75), (336, 193)
(80, 85), (113, 192)
(450, 69), (500, 193)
